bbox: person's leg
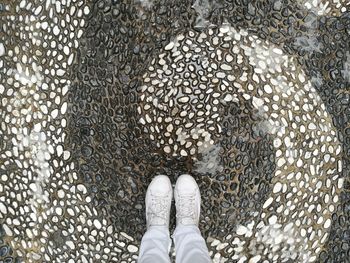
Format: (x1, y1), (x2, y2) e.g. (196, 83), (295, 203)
(138, 175), (173, 263)
(173, 174), (211, 263)
(138, 226), (171, 263)
(173, 225), (211, 263)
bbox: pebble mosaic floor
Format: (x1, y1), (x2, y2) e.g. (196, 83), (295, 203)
(0, 0), (349, 262)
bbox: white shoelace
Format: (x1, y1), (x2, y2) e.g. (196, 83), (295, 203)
(176, 194), (195, 220)
(149, 196), (168, 221)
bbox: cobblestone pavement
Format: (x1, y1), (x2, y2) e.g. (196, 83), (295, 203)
(0, 0), (349, 262)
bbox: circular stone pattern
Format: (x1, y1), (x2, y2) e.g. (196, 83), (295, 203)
(138, 24), (343, 262)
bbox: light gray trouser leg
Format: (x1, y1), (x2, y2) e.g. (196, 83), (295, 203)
(138, 226), (172, 263)
(173, 225), (212, 263)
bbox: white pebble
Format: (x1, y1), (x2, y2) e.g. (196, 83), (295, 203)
(0, 43), (5, 56)
(94, 219), (102, 229)
(263, 197), (273, 208)
(236, 225), (248, 235)
(165, 42), (175, 51)
(264, 84), (272, 94)
(273, 182), (282, 193)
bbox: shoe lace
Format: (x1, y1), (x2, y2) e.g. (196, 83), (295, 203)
(176, 194), (195, 220)
(149, 196), (168, 220)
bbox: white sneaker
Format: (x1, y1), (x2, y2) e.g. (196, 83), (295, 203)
(145, 175), (173, 229)
(174, 174), (201, 226)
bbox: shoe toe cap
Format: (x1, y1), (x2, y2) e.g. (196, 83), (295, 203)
(175, 174), (199, 194)
(148, 175), (172, 196)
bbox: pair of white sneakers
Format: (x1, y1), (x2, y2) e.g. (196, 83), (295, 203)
(145, 174), (201, 229)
